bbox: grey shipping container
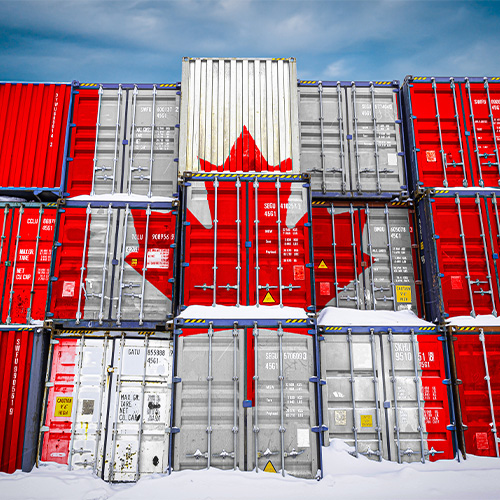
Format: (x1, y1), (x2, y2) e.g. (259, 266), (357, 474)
(179, 58), (300, 174)
(65, 83), (180, 198)
(298, 81), (406, 197)
(172, 317), (322, 479)
(39, 331), (173, 482)
(46, 200), (178, 330)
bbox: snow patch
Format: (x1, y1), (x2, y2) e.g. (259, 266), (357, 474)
(447, 314), (500, 326)
(178, 305), (309, 319)
(69, 193), (174, 203)
(318, 307), (434, 326)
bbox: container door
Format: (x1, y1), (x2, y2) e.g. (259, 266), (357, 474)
(103, 338), (173, 482)
(248, 329), (318, 478)
(346, 85), (404, 194)
(298, 85), (349, 193)
(311, 203), (364, 310)
(408, 81), (470, 189)
(454, 333), (500, 457)
(362, 205), (419, 314)
(320, 333), (386, 460)
(462, 80), (500, 188)
(123, 87), (179, 197)
(173, 328), (245, 471)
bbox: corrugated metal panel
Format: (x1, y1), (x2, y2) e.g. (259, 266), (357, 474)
(450, 330), (500, 458)
(180, 174), (314, 311)
(40, 333), (173, 481)
(298, 81), (405, 196)
(47, 203), (177, 329)
(0, 328), (49, 473)
(179, 58), (300, 173)
(0, 83), (72, 198)
(0, 204), (57, 325)
(172, 323), (320, 478)
(321, 330), (454, 462)
(416, 191), (500, 323)
(65, 84), (180, 198)
(312, 201), (421, 314)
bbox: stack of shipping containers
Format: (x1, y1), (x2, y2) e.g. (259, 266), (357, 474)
(402, 76), (500, 459)
(298, 79), (456, 461)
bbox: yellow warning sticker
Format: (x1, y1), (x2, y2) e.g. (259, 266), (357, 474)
(264, 460), (277, 473)
(263, 292), (276, 303)
(360, 415), (373, 428)
(54, 396), (73, 417)
(318, 260), (328, 269)
(396, 285), (412, 303)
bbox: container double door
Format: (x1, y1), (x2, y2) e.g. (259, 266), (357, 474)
(298, 83), (405, 195)
(173, 327), (319, 478)
(41, 335), (173, 481)
(321, 331), (454, 462)
(181, 176), (313, 309)
(312, 201), (420, 314)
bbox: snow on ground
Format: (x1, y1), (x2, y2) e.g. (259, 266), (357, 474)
(317, 307), (434, 326)
(3, 440), (500, 500)
(179, 305), (310, 319)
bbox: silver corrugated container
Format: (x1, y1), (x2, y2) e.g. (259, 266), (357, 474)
(298, 81), (406, 196)
(179, 58), (300, 173)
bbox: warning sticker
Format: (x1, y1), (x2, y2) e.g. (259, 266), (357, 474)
(360, 415), (373, 428)
(318, 260), (328, 269)
(147, 248), (169, 269)
(263, 292), (276, 303)
(426, 150), (437, 162)
(297, 428), (310, 448)
(476, 432), (490, 451)
(320, 282), (331, 295)
(396, 285), (412, 303)
(263, 461), (277, 473)
(334, 409), (347, 426)
(451, 276), (463, 290)
(387, 153), (398, 166)
(62, 281), (75, 298)
(293, 265), (305, 280)
(54, 396), (73, 417)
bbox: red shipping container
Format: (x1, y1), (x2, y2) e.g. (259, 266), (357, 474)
(180, 173), (314, 310)
(0, 204), (57, 325)
(0, 328), (48, 473)
(0, 83), (71, 194)
(450, 328), (500, 457)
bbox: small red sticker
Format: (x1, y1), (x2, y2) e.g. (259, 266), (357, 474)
(294, 265), (305, 281)
(451, 276), (463, 290)
(426, 150), (437, 162)
(476, 432), (490, 451)
(320, 282), (330, 295)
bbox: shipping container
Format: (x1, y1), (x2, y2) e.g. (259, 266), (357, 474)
(416, 189), (500, 324)
(46, 200), (178, 330)
(179, 172), (315, 311)
(402, 76), (500, 193)
(64, 83), (180, 198)
(312, 200), (421, 314)
(39, 329), (173, 481)
(0, 82), (73, 200)
(318, 316), (456, 462)
(0, 326), (49, 473)
(0, 202), (57, 325)
(447, 325), (500, 458)
(298, 80), (406, 198)
(172, 313), (323, 479)
(179, 58), (300, 174)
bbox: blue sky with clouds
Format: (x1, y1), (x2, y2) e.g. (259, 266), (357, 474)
(1, 0), (499, 84)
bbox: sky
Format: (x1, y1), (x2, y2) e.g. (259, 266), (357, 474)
(0, 0), (499, 84)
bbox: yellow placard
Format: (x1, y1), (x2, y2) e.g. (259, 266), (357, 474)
(360, 415), (373, 428)
(55, 396), (73, 417)
(263, 460), (277, 473)
(318, 260), (328, 269)
(263, 292), (276, 303)
(396, 285), (412, 303)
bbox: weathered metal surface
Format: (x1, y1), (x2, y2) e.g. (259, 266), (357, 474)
(179, 58), (300, 173)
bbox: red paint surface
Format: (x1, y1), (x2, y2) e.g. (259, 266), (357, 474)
(0, 330), (34, 473)
(0, 83), (71, 189)
(453, 333), (500, 457)
(183, 180), (312, 308)
(0, 206), (56, 324)
(199, 126), (292, 173)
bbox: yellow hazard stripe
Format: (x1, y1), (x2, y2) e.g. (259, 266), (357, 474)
(434, 190), (449, 194)
(285, 319), (307, 323)
(79, 83), (99, 87)
(413, 77), (428, 81)
(456, 326), (476, 331)
(299, 81), (318, 85)
(312, 201), (328, 205)
(491, 77), (500, 81)
(184, 319), (206, 323)
(418, 327), (435, 331)
(374, 81), (392, 85)
(324, 326), (342, 331)
(191, 173), (302, 180)
(158, 84), (177, 87)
